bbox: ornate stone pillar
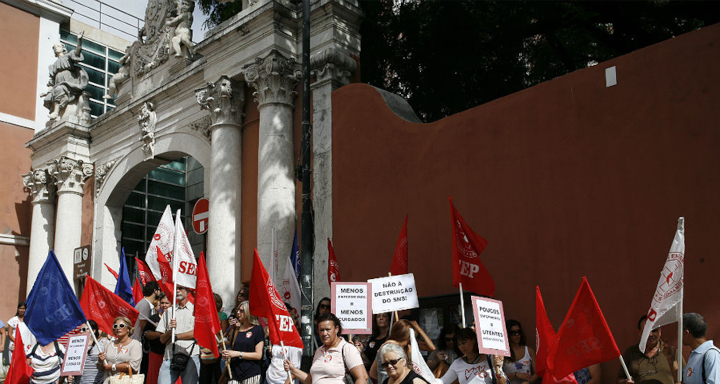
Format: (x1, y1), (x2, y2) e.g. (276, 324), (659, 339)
(196, 76), (245, 307)
(244, 51), (302, 277)
(309, 48), (357, 299)
(22, 168), (57, 292)
(51, 156), (93, 290)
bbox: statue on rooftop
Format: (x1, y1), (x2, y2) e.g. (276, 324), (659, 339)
(41, 30), (89, 122)
(104, 45), (131, 100)
(167, 0), (196, 59)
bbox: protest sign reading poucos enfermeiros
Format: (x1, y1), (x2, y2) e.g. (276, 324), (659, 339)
(472, 296), (510, 357)
(368, 273), (419, 314)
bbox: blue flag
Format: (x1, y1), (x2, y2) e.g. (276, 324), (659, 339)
(25, 251), (87, 345)
(115, 248), (135, 307)
(290, 229), (300, 280)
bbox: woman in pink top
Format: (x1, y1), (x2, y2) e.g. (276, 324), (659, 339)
(284, 313), (368, 384)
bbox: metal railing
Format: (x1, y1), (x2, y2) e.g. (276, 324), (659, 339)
(64, 0), (142, 41)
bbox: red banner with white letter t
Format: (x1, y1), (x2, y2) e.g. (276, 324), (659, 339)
(449, 197), (494, 297)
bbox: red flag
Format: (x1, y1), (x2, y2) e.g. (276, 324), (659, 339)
(536, 287), (578, 384)
(4, 327), (33, 384)
(390, 215), (409, 275)
(327, 238), (341, 284)
(548, 277), (621, 378)
(449, 197), (494, 296)
(156, 246), (175, 302)
(104, 263), (119, 279)
(133, 278), (144, 305)
(79, 276), (140, 335)
(135, 257), (157, 285)
(194, 252), (222, 358)
(249, 249), (304, 348)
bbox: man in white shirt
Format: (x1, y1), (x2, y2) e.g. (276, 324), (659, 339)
(156, 286), (199, 384)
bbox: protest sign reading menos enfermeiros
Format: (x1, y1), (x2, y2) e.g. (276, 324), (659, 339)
(472, 296), (510, 357)
(368, 273), (419, 314)
(61, 334), (90, 376)
(331, 282), (372, 334)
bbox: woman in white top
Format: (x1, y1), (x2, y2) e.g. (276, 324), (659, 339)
(97, 317), (143, 382)
(8, 301), (36, 360)
(502, 320), (538, 384)
(438, 328), (507, 384)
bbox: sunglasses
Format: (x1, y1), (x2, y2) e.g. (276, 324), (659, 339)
(508, 330), (521, 336)
(79, 327), (90, 332)
(381, 358), (404, 368)
(319, 304), (331, 309)
(113, 323), (128, 330)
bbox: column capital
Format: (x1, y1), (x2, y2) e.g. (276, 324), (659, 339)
(196, 75), (246, 126)
(22, 168), (55, 204)
(310, 48), (357, 89)
(243, 50), (302, 108)
(50, 156), (93, 195)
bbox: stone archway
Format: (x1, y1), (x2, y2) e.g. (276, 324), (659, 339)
(93, 131), (211, 288)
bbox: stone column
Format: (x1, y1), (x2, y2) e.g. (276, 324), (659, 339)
(309, 48), (357, 300)
(196, 76), (245, 307)
(244, 51), (302, 277)
(51, 156), (93, 290)
(22, 168), (57, 292)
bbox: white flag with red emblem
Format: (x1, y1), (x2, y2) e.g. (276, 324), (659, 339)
(173, 209), (197, 289)
(146, 205), (175, 280)
(281, 256), (301, 320)
(639, 218), (684, 353)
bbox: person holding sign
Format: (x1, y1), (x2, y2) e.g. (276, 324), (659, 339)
(98, 317), (143, 380)
(284, 313), (368, 384)
(74, 321), (105, 384)
(502, 320), (538, 384)
(379, 343), (429, 384)
(437, 328), (507, 384)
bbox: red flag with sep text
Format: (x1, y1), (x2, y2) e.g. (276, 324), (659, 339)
(328, 239), (341, 284)
(249, 249), (304, 348)
(135, 257), (157, 285)
(449, 197), (494, 296)
(536, 287), (578, 384)
(390, 215), (409, 275)
(80, 276), (139, 335)
(194, 252), (222, 358)
(156, 246), (175, 302)
(548, 277), (621, 378)
(4, 326), (33, 384)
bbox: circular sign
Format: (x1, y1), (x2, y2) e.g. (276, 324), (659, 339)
(192, 198), (209, 235)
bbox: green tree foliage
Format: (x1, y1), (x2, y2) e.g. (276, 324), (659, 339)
(198, 0), (719, 121)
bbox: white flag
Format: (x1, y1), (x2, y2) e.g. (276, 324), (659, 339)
(271, 228), (278, 284)
(146, 205), (175, 280)
(172, 209), (197, 289)
(281, 257), (301, 319)
(409, 329), (435, 383)
(639, 218), (684, 353)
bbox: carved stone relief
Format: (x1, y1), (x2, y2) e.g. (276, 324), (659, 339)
(95, 159), (117, 196)
(188, 115), (212, 142)
(137, 102), (157, 160)
(243, 50), (302, 108)
(195, 76), (246, 126)
(22, 168), (55, 203)
(50, 157), (94, 195)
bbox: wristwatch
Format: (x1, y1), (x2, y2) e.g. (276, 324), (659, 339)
(112, 364), (117, 372)
(239, 351), (244, 359)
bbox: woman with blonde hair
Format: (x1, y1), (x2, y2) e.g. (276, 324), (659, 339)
(222, 301), (265, 384)
(98, 317), (143, 382)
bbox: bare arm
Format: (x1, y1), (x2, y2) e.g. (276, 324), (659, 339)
(223, 340), (264, 361)
(8, 326), (16, 343)
(286, 359), (311, 384)
(409, 320), (435, 352)
(586, 363), (601, 384)
(529, 347), (540, 383)
(350, 364), (369, 384)
(75, 31), (84, 56)
(369, 357), (378, 380)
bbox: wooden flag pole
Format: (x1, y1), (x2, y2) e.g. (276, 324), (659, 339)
(219, 328), (233, 380)
(388, 273), (399, 321)
(676, 217), (685, 383)
(459, 283), (466, 328)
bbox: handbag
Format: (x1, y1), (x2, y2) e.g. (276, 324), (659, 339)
(109, 367), (144, 384)
(171, 340), (197, 372)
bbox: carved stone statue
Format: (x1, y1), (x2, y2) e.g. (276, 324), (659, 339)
(166, 0), (195, 59)
(104, 46), (131, 100)
(137, 102), (157, 159)
(41, 30), (89, 122)
(195, 75), (245, 126)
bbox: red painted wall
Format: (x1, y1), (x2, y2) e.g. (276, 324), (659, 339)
(332, 24), (720, 382)
(0, 1), (39, 120)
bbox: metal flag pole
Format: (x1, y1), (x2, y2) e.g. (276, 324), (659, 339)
(171, 209), (180, 344)
(619, 355), (632, 381)
(459, 283), (466, 328)
(676, 217), (685, 383)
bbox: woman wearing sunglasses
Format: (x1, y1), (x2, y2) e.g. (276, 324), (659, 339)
(313, 298), (332, 348)
(437, 328), (506, 384)
(98, 317), (142, 380)
(284, 313), (368, 384)
(502, 320), (538, 384)
(378, 343), (428, 384)
(74, 320), (104, 384)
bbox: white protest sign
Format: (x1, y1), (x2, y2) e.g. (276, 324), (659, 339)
(61, 334), (90, 376)
(368, 273), (419, 314)
(331, 282), (372, 334)
(471, 296), (510, 357)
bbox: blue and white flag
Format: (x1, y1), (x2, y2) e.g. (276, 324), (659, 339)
(290, 229), (300, 281)
(115, 248), (135, 307)
(25, 251), (87, 345)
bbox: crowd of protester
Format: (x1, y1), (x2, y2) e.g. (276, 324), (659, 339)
(2, 287), (717, 384)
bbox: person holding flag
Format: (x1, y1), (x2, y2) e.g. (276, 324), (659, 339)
(156, 285), (199, 384)
(222, 301), (265, 384)
(436, 328), (507, 384)
(618, 315), (678, 384)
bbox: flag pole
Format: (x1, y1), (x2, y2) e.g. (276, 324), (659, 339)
(87, 320), (109, 365)
(619, 355), (632, 381)
(388, 273), (399, 321)
(280, 341), (292, 382)
(171, 209), (180, 344)
(676, 217), (684, 383)
(219, 328), (233, 380)
(459, 283), (466, 328)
